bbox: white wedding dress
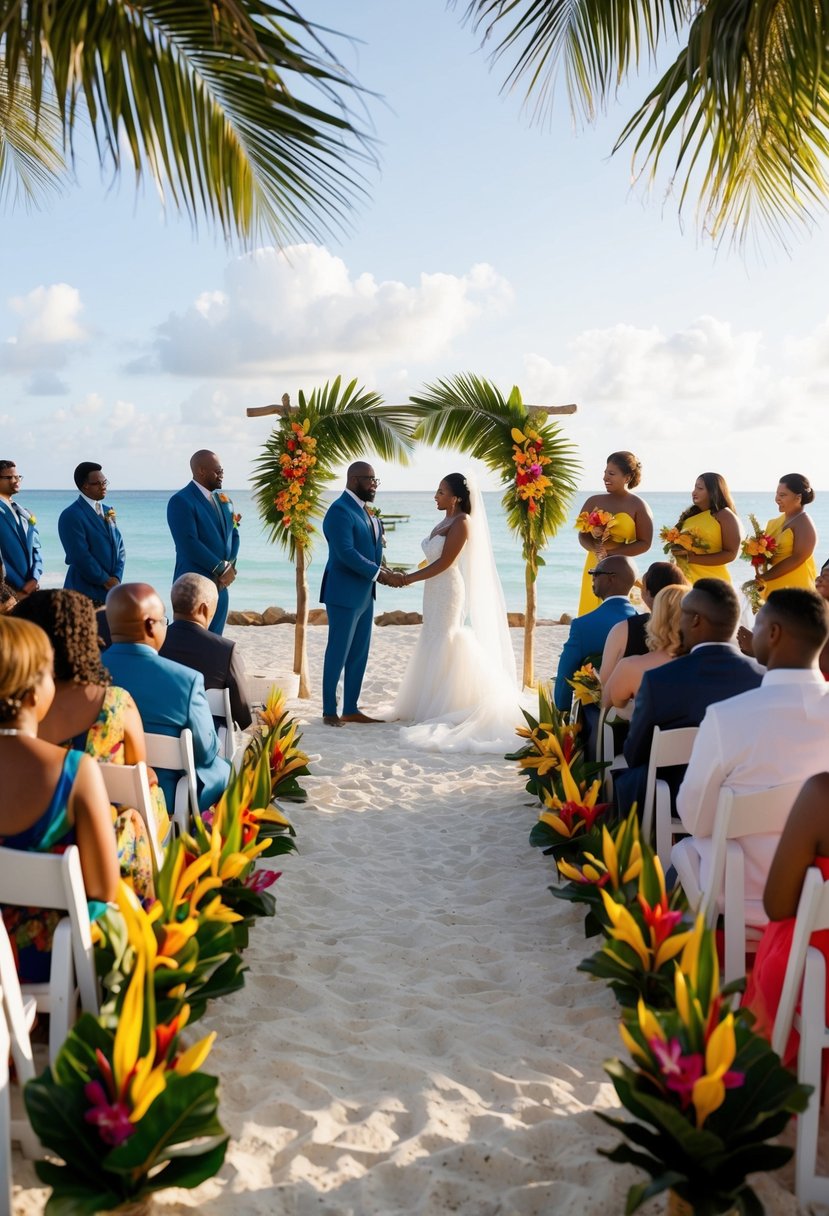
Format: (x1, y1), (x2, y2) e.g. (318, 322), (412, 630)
(393, 529), (524, 754)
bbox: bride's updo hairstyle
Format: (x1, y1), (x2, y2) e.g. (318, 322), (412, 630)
(607, 451), (642, 489)
(0, 616), (52, 722)
(443, 473), (472, 514)
(779, 473), (815, 505)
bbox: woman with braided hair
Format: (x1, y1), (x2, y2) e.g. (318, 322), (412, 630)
(0, 616), (118, 981)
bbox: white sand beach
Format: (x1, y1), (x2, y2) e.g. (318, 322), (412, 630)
(12, 624), (802, 1215)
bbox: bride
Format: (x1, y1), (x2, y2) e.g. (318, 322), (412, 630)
(393, 472), (523, 753)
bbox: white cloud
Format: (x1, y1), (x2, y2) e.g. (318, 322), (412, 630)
(0, 283), (89, 375)
(133, 244), (513, 378)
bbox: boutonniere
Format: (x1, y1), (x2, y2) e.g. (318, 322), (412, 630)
(217, 493), (231, 505)
(104, 507), (116, 525)
(365, 505), (386, 547)
(232, 512), (242, 529)
(26, 510), (37, 526)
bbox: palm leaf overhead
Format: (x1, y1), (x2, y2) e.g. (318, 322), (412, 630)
(459, 0), (829, 247)
(0, 1), (371, 242)
(251, 375), (417, 559)
(0, 58), (65, 207)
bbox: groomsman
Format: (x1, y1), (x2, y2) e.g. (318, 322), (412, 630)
(167, 450), (240, 636)
(58, 462), (126, 606)
(0, 460), (42, 600)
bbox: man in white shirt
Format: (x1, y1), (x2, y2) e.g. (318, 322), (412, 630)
(676, 587), (829, 902)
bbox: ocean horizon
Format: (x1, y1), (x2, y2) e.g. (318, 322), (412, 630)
(14, 489), (829, 619)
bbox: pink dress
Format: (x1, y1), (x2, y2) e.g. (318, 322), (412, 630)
(743, 855), (829, 1068)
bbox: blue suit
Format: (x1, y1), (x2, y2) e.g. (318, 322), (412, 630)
(102, 642), (229, 812)
(0, 499), (42, 592)
(320, 492), (384, 717)
(58, 496), (125, 604)
(554, 596), (638, 710)
(167, 482), (240, 635)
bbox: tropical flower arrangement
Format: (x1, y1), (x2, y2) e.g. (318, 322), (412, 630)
(25, 885), (227, 1214)
(567, 662), (602, 707)
(599, 916), (811, 1214)
(576, 508), (616, 543)
(271, 415), (319, 546)
(659, 524), (709, 574)
(249, 685), (312, 802)
(508, 685), (584, 803)
(740, 513), (778, 613)
(552, 812), (643, 939)
(511, 421), (553, 518)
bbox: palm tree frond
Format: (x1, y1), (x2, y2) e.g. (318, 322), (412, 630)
(0, 56), (65, 209)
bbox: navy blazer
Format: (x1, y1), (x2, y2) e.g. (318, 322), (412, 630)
(102, 642), (229, 812)
(624, 644), (764, 769)
(167, 482), (240, 583)
(0, 499), (42, 591)
(555, 597), (638, 710)
(320, 493), (383, 609)
(160, 619), (252, 730)
(58, 496), (125, 602)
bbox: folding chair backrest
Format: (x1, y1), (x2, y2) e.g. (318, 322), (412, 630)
(641, 726), (698, 841)
(98, 760), (164, 868)
(144, 729), (198, 835)
(771, 867), (829, 1059)
(0, 995), (11, 1216)
(205, 686), (235, 761)
(0, 918), (35, 1089)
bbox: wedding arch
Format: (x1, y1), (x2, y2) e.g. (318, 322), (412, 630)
(408, 375), (581, 688)
(249, 378), (417, 697)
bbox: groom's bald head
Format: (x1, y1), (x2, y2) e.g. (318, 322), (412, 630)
(346, 462), (377, 502)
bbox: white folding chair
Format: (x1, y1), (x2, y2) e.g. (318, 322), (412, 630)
(0, 919), (38, 1158)
(0, 845), (98, 1065)
(205, 686), (236, 762)
(598, 705), (628, 801)
(641, 726), (698, 872)
(672, 780), (803, 983)
(0, 997), (11, 1216)
(771, 866), (829, 1207)
(98, 760), (165, 868)
(144, 729), (198, 836)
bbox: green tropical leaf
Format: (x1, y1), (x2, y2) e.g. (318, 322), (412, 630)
(0, 56), (65, 208)
(0, 1), (373, 243)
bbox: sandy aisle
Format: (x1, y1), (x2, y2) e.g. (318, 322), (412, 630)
(12, 625), (800, 1215)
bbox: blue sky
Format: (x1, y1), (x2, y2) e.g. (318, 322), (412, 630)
(2, 0), (828, 494)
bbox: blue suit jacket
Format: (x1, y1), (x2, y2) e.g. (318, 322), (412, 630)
(554, 597), (638, 710)
(623, 644), (764, 769)
(167, 482), (240, 583)
(0, 499), (42, 591)
(101, 642), (229, 812)
(58, 497), (125, 601)
(320, 493), (383, 609)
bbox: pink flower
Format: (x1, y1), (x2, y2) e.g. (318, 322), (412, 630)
(529, 463), (543, 477)
(649, 1037), (704, 1108)
(84, 1080), (135, 1145)
(243, 869), (282, 893)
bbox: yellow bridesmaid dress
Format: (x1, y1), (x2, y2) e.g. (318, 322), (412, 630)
(578, 511), (637, 614)
(759, 514), (817, 601)
(678, 510), (733, 585)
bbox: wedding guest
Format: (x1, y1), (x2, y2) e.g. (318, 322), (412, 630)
(743, 773), (829, 1065)
(817, 558), (829, 679)
(602, 584), (688, 716)
(615, 579), (762, 814)
(667, 472), (742, 584)
(752, 473), (818, 602)
(167, 450), (240, 636)
(0, 616), (118, 982)
(58, 462), (125, 607)
(554, 555), (638, 713)
(160, 573), (252, 730)
(102, 583), (229, 812)
(575, 452), (653, 614)
(12, 589), (165, 886)
(676, 588), (829, 906)
(599, 561), (688, 686)
(0, 460), (42, 600)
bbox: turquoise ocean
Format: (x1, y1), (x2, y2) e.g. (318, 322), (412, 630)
(17, 490), (829, 620)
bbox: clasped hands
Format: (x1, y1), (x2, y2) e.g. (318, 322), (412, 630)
(378, 566), (406, 588)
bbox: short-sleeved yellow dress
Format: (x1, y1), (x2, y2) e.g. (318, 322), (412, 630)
(578, 511), (637, 614)
(759, 514), (817, 601)
(674, 510), (735, 584)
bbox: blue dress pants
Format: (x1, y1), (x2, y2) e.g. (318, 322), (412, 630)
(209, 586), (229, 635)
(322, 591), (374, 716)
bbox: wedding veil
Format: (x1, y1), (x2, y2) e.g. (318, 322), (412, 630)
(460, 476), (518, 692)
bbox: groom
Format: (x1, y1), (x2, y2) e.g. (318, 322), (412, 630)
(320, 462), (402, 726)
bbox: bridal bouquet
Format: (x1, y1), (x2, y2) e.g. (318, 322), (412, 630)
(599, 916), (810, 1214)
(740, 513), (778, 613)
(567, 662), (601, 706)
(576, 508), (616, 543)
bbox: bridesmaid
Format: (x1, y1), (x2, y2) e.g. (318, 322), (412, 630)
(669, 472), (741, 584)
(755, 473), (818, 602)
(576, 451), (653, 614)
